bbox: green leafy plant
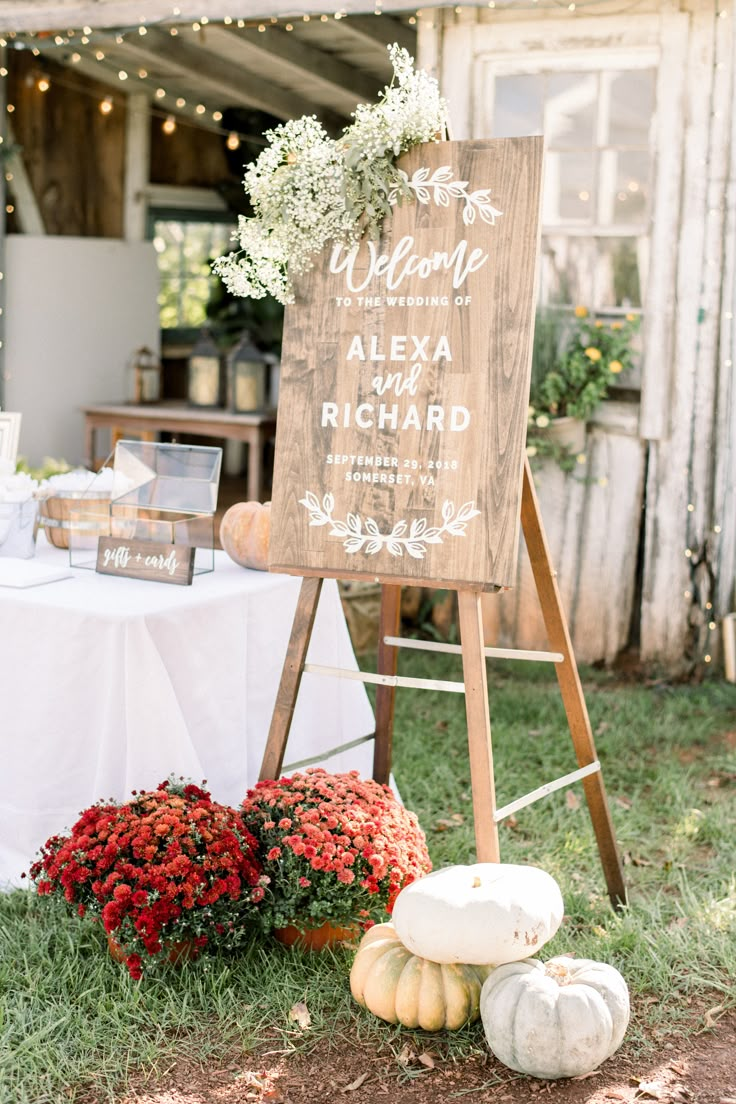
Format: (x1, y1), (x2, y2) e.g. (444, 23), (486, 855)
(534, 306), (640, 422)
(526, 306), (640, 471)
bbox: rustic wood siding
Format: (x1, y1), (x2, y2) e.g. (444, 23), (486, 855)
(8, 53), (126, 237)
(481, 403), (645, 664)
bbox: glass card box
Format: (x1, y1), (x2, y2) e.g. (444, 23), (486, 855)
(69, 440), (222, 576)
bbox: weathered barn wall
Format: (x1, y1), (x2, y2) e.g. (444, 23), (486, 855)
(420, 0), (736, 671)
(8, 53), (126, 237)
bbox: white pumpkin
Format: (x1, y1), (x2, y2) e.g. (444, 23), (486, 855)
(392, 863), (564, 966)
(350, 923), (491, 1031)
(480, 955), (630, 1080)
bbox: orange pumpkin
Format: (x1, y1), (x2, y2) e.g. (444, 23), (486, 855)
(219, 501), (271, 570)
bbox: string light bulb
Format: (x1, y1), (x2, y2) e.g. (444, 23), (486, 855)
(226, 131), (241, 150)
(162, 115), (176, 135)
(37, 75), (51, 92)
(99, 95), (113, 115)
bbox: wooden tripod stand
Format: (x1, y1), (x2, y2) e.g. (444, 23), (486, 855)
(260, 457), (627, 907)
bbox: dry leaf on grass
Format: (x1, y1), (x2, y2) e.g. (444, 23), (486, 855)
(703, 1005), (725, 1029)
(288, 1001), (311, 1030)
(566, 790), (581, 811)
(417, 1052), (436, 1069)
(632, 1078), (664, 1099)
(343, 1072), (370, 1092)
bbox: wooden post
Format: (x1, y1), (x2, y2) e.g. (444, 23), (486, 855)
(373, 584), (402, 785)
(521, 458), (627, 906)
(259, 576), (323, 782)
(457, 589), (500, 862)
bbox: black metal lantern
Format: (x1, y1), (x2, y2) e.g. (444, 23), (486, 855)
(129, 346), (162, 404)
(187, 328), (223, 409)
(227, 330), (268, 414)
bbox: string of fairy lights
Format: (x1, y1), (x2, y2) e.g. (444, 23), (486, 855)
(0, 0), (681, 146)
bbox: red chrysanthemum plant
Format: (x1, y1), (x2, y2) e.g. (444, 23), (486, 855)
(241, 769), (432, 935)
(29, 779), (265, 979)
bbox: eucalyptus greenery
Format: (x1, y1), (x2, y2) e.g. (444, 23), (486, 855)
(213, 45), (448, 305)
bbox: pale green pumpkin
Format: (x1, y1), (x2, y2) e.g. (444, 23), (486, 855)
(480, 955), (630, 1079)
(350, 923), (491, 1032)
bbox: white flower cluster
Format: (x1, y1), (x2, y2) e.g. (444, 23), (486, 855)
(213, 46), (448, 305)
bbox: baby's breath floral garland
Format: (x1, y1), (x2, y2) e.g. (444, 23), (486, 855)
(213, 45), (448, 306)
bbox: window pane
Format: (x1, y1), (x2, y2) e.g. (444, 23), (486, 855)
(545, 72), (597, 148)
(153, 218), (234, 329)
(607, 70), (655, 145)
(543, 151), (595, 224)
(595, 237), (643, 308)
(493, 74), (544, 137)
(612, 150), (650, 224)
(539, 234), (598, 306)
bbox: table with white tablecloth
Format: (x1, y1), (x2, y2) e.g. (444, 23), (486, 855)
(0, 536), (375, 887)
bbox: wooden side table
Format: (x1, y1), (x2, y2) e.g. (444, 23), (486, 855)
(82, 402), (277, 502)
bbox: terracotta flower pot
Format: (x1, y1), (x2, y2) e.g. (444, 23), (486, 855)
(273, 921), (359, 951)
(538, 416), (587, 454)
(107, 932), (198, 966)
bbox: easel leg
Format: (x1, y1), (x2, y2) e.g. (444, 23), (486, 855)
(373, 584), (402, 785)
(259, 577), (323, 782)
(521, 459), (627, 905)
(457, 590), (500, 863)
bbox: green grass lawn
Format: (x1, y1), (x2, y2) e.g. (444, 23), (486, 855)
(1, 658), (734, 1104)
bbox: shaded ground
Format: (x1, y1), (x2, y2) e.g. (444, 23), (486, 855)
(121, 1015), (736, 1104)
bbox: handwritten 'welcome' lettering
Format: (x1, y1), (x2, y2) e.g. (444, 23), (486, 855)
(329, 236), (489, 294)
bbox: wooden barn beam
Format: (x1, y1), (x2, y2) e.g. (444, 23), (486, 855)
(209, 25), (380, 109)
(339, 14), (416, 55)
(141, 27), (346, 126)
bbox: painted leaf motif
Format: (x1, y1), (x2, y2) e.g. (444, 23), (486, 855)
(463, 204), (476, 226)
(448, 180), (469, 195)
(411, 166), (430, 183)
(441, 500), (454, 523)
(414, 187), (430, 204)
(365, 517), (380, 536)
(365, 540), (382, 555)
(300, 492), (321, 512)
(391, 520), (408, 537)
(406, 542), (427, 559)
(456, 502), (481, 522)
(434, 188), (450, 208)
(329, 521), (350, 537)
(446, 522), (469, 536)
(479, 204), (502, 226)
(347, 513), (362, 534)
(409, 518), (427, 539)
(308, 514), (328, 527)
(323, 493), (335, 514)
(431, 166), (454, 183)
(387, 540), (403, 557)
(344, 537), (363, 554)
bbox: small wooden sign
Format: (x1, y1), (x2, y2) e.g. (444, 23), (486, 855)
(269, 137), (544, 591)
(96, 536), (195, 586)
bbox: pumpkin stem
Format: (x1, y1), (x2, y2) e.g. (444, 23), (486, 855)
(545, 962), (571, 985)
(472, 876), (482, 888)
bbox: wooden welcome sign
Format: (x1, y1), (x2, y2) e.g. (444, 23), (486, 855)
(269, 137), (544, 590)
(263, 135), (627, 905)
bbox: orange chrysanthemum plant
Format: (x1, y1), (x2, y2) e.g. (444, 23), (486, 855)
(241, 769), (432, 934)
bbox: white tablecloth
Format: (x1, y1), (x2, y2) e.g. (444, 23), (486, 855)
(0, 536), (375, 887)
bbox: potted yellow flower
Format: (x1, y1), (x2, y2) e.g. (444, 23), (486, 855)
(527, 306), (640, 468)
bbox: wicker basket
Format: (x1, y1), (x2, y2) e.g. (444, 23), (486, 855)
(38, 492), (111, 550)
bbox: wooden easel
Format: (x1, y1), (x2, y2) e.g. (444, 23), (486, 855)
(260, 456), (627, 907)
